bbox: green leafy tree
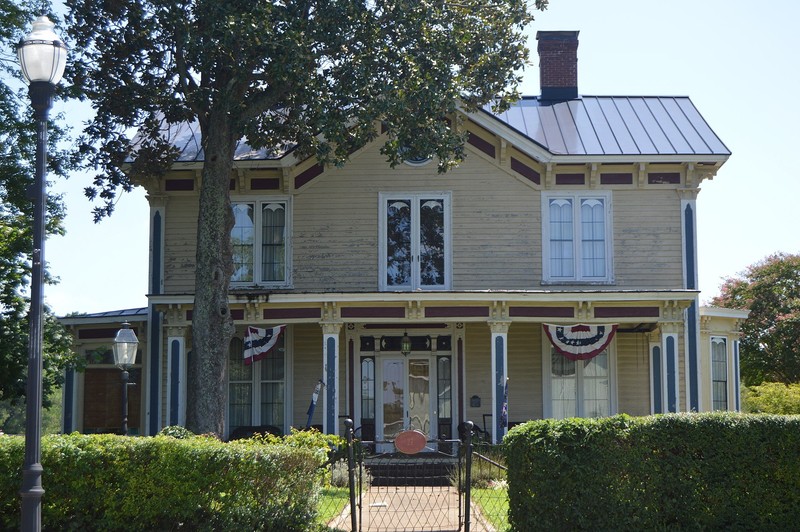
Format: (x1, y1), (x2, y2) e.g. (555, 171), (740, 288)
(742, 382), (800, 415)
(0, 1), (77, 409)
(65, 0), (548, 435)
(711, 252), (800, 385)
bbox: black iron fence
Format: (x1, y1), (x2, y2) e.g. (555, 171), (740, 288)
(320, 420), (508, 532)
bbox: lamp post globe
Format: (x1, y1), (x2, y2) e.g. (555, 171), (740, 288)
(16, 15), (66, 532)
(113, 323), (139, 435)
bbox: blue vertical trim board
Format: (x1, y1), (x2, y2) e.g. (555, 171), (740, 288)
(151, 211), (162, 293)
(684, 204), (696, 290)
(148, 306), (161, 435)
(494, 336), (505, 440)
(170, 340), (180, 425)
(666, 336), (677, 413)
(687, 303), (699, 411)
(651, 346), (662, 414)
(326, 337), (336, 434)
(734, 342), (741, 411)
(147, 210), (163, 435)
(62, 368), (74, 432)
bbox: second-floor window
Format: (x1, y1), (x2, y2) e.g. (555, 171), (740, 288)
(379, 192), (451, 290)
(542, 191), (613, 283)
(231, 199), (290, 286)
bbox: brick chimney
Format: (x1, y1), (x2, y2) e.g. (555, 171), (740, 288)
(537, 31), (579, 101)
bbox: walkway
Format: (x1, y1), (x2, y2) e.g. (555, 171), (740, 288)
(327, 486), (497, 532)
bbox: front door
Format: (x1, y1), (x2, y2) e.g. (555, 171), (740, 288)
(381, 357), (431, 442)
(356, 331), (455, 449)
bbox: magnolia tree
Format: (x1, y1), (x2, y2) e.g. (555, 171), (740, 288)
(712, 252), (800, 386)
(65, 0), (548, 435)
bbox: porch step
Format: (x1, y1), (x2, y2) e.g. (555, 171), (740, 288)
(364, 453), (458, 487)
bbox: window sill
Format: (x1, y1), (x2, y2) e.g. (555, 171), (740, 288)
(540, 279), (616, 286)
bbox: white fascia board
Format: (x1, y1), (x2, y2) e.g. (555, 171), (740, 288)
(699, 306), (750, 320)
(148, 290), (700, 307)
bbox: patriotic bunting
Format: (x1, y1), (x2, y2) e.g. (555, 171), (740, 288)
(543, 323), (617, 361)
(243, 325), (286, 365)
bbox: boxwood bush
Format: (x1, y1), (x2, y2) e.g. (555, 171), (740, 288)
(0, 430), (333, 530)
(504, 413), (800, 531)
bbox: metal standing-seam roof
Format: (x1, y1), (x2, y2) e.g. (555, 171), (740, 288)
(486, 96), (730, 157)
(143, 95), (730, 163)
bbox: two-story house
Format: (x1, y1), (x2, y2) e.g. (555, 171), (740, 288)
(60, 31), (748, 443)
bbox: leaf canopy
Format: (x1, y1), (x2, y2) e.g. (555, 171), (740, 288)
(66, 0), (547, 218)
(712, 252), (800, 385)
(0, 0), (79, 404)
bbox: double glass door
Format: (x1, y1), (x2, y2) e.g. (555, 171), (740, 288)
(360, 353), (453, 445)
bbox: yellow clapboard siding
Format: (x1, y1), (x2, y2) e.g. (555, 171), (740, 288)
(615, 332), (652, 417)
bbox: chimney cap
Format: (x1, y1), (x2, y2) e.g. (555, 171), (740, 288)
(536, 30), (580, 41)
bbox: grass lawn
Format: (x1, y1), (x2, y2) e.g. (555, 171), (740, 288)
(317, 486), (350, 525)
(472, 487), (509, 531)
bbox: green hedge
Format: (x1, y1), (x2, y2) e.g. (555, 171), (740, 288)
(504, 413), (800, 531)
(0, 431), (331, 530)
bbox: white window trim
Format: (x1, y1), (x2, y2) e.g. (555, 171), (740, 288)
(710, 335), (729, 411)
(225, 327), (293, 437)
(541, 190), (614, 284)
(541, 334), (618, 419)
(230, 196), (293, 288)
(378, 191), (452, 291)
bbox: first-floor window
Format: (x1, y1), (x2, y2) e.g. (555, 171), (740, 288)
(711, 337), (728, 411)
(548, 348), (611, 419)
(228, 335), (286, 435)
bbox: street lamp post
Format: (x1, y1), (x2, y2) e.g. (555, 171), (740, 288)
(17, 15), (66, 532)
(112, 323), (139, 435)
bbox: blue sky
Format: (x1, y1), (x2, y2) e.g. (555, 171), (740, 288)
(44, 0), (800, 315)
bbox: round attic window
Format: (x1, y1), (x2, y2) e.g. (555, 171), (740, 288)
(400, 146), (432, 167)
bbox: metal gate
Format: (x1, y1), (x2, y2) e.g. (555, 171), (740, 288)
(328, 420), (506, 532)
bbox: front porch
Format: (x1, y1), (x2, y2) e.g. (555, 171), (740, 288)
(151, 290), (700, 442)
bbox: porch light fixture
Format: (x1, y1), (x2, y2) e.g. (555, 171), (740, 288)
(401, 331), (412, 357)
(17, 15), (66, 531)
(113, 323), (139, 436)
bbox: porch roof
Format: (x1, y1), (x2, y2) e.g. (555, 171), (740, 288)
(147, 290), (697, 331)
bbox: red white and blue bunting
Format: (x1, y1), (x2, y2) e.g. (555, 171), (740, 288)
(244, 325), (285, 365)
(543, 324), (618, 361)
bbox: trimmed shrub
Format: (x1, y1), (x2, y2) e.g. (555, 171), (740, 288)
(0, 431), (330, 530)
(743, 382), (800, 414)
(504, 413), (800, 531)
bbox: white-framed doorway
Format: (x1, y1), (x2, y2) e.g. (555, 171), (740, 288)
(353, 327), (456, 451)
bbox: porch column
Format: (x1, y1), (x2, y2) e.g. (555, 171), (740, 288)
(488, 321), (510, 444)
(321, 322), (342, 436)
(166, 326), (187, 427)
(648, 331), (662, 414)
(61, 367), (75, 433)
(733, 339), (742, 412)
(661, 324), (681, 413)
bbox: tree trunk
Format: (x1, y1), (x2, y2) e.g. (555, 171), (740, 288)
(186, 111), (237, 436)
